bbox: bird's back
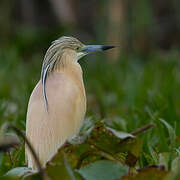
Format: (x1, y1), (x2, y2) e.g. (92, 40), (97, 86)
(26, 70), (86, 169)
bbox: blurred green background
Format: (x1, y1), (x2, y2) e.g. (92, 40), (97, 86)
(0, 0), (180, 175)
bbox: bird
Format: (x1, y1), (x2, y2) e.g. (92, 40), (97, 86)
(25, 36), (115, 170)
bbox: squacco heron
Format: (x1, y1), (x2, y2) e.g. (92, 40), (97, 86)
(26, 36), (114, 170)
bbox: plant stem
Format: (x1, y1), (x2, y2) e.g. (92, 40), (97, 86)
(8, 124), (46, 179)
(131, 123), (155, 136)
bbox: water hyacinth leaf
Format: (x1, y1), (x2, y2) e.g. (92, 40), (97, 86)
(46, 151), (76, 180)
(65, 144), (100, 169)
(88, 123), (141, 156)
(121, 138), (142, 167)
(68, 122), (142, 167)
(76, 160), (128, 180)
(5, 167), (32, 178)
(88, 123), (122, 154)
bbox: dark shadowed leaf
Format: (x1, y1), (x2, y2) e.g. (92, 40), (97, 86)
(0, 176), (19, 180)
(46, 151), (76, 180)
(25, 122), (142, 179)
(66, 122), (141, 168)
(121, 167), (168, 180)
(88, 123), (142, 162)
(0, 133), (20, 152)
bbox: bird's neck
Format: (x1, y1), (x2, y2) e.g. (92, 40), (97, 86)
(55, 49), (83, 83)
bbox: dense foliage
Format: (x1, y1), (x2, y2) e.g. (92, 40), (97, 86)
(0, 32), (180, 179)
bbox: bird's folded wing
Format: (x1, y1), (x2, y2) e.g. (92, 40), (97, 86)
(26, 72), (86, 169)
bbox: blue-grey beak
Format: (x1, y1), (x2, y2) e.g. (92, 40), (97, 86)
(81, 45), (115, 53)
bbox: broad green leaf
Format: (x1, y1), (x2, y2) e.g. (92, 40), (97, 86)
(46, 151), (76, 180)
(76, 160), (128, 180)
(120, 138), (142, 167)
(5, 167), (31, 178)
(67, 123), (142, 168)
(89, 123), (141, 155)
(27, 150), (76, 180)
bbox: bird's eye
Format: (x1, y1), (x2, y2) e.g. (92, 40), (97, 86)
(76, 47), (80, 51)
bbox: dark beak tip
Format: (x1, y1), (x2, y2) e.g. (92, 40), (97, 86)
(102, 45), (116, 51)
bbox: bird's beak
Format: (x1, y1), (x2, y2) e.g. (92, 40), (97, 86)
(81, 45), (115, 53)
(77, 45), (115, 60)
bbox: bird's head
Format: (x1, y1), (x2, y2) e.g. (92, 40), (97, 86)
(42, 36), (115, 79)
(45, 36), (115, 62)
(42, 36), (115, 72)
(41, 36), (115, 110)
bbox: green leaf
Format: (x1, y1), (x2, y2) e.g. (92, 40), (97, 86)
(67, 123), (142, 168)
(106, 127), (135, 139)
(46, 151), (76, 180)
(76, 160), (128, 180)
(171, 156), (180, 172)
(159, 118), (176, 148)
(166, 156), (180, 180)
(5, 167), (31, 178)
(121, 167), (168, 180)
